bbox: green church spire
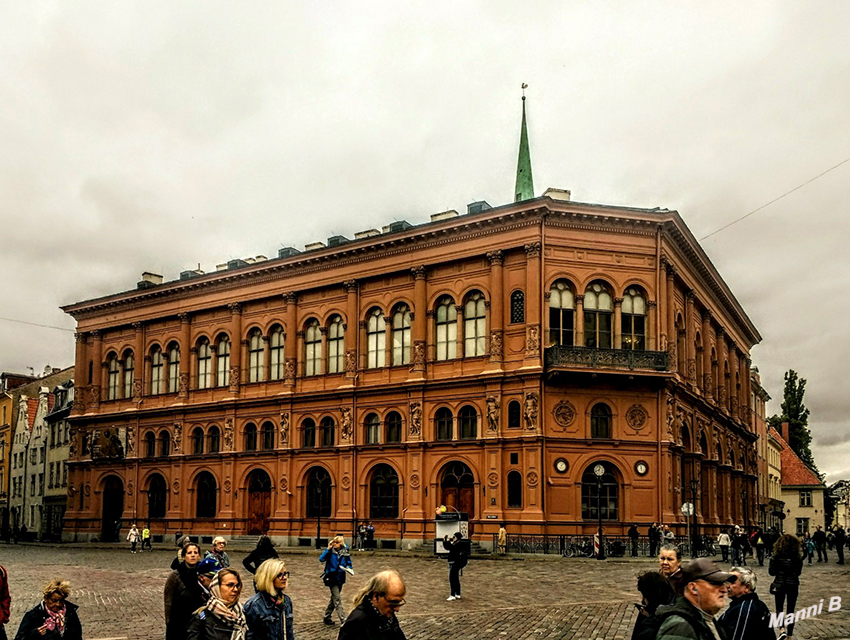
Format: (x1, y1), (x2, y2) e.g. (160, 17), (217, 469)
(514, 84), (534, 202)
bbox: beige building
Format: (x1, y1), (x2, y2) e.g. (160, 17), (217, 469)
(771, 424), (826, 536)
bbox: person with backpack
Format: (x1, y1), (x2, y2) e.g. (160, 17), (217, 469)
(319, 535), (353, 626)
(442, 532), (470, 601)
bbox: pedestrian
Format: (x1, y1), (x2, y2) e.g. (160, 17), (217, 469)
(769, 533), (803, 640)
(14, 579), (83, 640)
(655, 558), (736, 640)
(320, 535), (353, 626)
(164, 541), (205, 640)
(812, 525), (827, 562)
(658, 544), (682, 580)
(648, 523), (660, 557)
(357, 522), (367, 551)
(442, 532), (470, 601)
(0, 562), (9, 640)
(172, 534), (192, 569)
(186, 569), (247, 640)
(497, 523), (507, 556)
(243, 559), (295, 640)
(141, 526), (152, 552)
(630, 570), (671, 640)
(205, 536), (231, 568)
(196, 557), (223, 603)
(717, 567), (775, 640)
(834, 525), (846, 565)
(802, 532), (815, 565)
(662, 524), (675, 544)
(366, 522), (375, 549)
(752, 528), (767, 566)
(242, 535), (279, 578)
(11, 525), (18, 545)
(127, 523), (140, 553)
(731, 528), (743, 566)
(717, 529), (731, 563)
(628, 523), (640, 557)
(337, 570), (407, 640)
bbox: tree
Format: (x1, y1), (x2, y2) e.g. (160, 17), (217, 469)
(768, 369), (818, 472)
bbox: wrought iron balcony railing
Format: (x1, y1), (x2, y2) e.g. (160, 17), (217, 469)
(544, 345), (669, 372)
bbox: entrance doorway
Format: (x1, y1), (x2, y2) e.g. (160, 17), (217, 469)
(247, 470), (272, 535)
(101, 476), (124, 542)
(440, 461), (475, 517)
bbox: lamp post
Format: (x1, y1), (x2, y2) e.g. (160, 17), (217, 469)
(689, 478), (700, 558)
(593, 463), (606, 560)
(740, 487), (749, 529)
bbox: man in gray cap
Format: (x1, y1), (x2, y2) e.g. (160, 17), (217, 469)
(655, 557), (738, 640)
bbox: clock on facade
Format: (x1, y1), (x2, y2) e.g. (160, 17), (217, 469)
(635, 461), (649, 476)
(554, 458), (568, 473)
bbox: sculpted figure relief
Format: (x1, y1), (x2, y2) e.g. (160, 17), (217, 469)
(524, 392), (538, 430)
(172, 423), (182, 453)
(280, 412), (290, 445)
(409, 402), (422, 436)
(340, 407), (352, 440)
(486, 396), (499, 432)
(224, 418), (234, 451)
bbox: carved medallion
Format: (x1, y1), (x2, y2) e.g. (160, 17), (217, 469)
(526, 471), (539, 487)
(127, 481), (134, 496)
(172, 480), (180, 494)
(280, 476), (288, 492)
(626, 404), (649, 430)
(410, 473), (420, 489)
(341, 475), (351, 489)
(553, 400), (577, 428)
(224, 479), (232, 493)
(488, 472), (499, 487)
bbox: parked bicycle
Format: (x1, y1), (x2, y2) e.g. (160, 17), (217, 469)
(562, 537), (595, 558)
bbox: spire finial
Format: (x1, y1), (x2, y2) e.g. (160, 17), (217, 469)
(514, 85), (534, 202)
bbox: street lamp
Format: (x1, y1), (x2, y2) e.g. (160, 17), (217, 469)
(593, 463), (606, 560)
(689, 478), (700, 558)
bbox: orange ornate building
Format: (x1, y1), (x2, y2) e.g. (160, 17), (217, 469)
(62, 188), (763, 546)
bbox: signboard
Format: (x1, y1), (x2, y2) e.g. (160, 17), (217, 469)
(434, 511), (469, 554)
(681, 502), (694, 517)
(90, 426), (127, 459)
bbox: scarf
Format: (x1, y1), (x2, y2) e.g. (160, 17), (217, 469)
(205, 573), (247, 640)
(42, 601), (66, 636)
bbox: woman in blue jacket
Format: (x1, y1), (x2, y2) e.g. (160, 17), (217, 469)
(319, 535), (353, 626)
(243, 559), (294, 640)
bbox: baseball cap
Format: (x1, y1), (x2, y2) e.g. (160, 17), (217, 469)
(197, 557), (222, 576)
(680, 558), (738, 585)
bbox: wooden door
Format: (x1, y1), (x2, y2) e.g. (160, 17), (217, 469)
(247, 490), (270, 535)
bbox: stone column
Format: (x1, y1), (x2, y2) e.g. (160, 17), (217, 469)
(92, 330), (103, 408)
(132, 322), (144, 399)
(344, 281), (359, 378)
(454, 305), (464, 358)
(665, 261), (677, 372)
(283, 293), (297, 386)
(730, 346), (740, 420)
(382, 316), (391, 366)
(73, 332), (87, 412)
(575, 295), (585, 347)
(686, 292), (696, 383)
(524, 242), (541, 359)
(717, 329), (728, 410)
(178, 313), (191, 398)
(410, 268), (427, 373)
(487, 251), (504, 363)
(702, 312), (713, 398)
(228, 303), (242, 393)
(613, 297), (623, 349)
(646, 300), (657, 350)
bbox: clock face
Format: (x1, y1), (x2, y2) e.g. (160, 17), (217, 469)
(635, 461), (648, 476)
(555, 458), (568, 473)
(593, 463), (605, 477)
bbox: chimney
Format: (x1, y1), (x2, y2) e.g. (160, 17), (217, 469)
(781, 421), (790, 444)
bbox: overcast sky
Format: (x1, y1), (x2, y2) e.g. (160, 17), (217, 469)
(1, 2), (848, 482)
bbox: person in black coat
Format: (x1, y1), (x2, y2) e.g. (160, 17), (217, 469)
(186, 569), (247, 640)
(630, 571), (671, 640)
(442, 532), (470, 601)
(164, 542), (205, 640)
(14, 580), (83, 640)
(717, 567), (775, 640)
(769, 534), (804, 639)
(242, 535), (279, 576)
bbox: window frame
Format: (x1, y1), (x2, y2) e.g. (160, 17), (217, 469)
(463, 291), (487, 357)
(327, 315), (345, 374)
(391, 304), (411, 366)
(366, 308), (386, 369)
(435, 297), (457, 361)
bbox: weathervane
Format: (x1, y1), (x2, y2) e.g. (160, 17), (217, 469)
(521, 83), (528, 100)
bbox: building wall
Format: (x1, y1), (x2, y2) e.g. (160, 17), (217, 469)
(783, 485), (826, 536)
(63, 197), (761, 544)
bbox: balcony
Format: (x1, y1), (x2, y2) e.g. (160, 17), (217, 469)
(544, 345), (668, 373)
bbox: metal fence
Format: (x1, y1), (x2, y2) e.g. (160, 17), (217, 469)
(493, 533), (719, 558)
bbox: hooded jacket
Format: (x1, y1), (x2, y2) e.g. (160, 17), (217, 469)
(655, 596), (728, 640)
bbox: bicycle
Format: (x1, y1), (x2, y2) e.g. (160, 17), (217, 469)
(563, 538), (595, 558)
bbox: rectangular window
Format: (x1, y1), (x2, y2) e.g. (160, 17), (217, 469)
(30, 476), (35, 496)
(796, 518), (809, 536)
(62, 462), (67, 486)
(799, 490), (812, 507)
(49, 463), (54, 488)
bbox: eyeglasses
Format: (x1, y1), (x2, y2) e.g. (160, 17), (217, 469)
(383, 597), (406, 608)
(276, 572), (290, 580)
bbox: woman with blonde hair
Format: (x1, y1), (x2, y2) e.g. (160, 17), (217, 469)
(243, 558), (295, 640)
(187, 569), (246, 640)
(319, 535), (353, 626)
(14, 580), (83, 640)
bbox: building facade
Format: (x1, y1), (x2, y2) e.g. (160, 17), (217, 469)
(0, 372), (38, 534)
(44, 380), (73, 540)
(772, 424), (826, 536)
(62, 182), (763, 546)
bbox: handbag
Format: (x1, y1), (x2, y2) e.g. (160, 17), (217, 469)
(769, 582), (777, 595)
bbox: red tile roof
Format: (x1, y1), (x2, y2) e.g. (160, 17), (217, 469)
(769, 426), (823, 487)
(26, 398), (38, 429)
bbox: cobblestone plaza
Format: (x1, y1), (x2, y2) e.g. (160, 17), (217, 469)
(1, 544), (848, 639)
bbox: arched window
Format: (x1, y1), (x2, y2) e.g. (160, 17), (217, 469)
(167, 343), (181, 393)
(590, 403), (612, 439)
(107, 354), (120, 400)
(216, 335), (231, 387)
(366, 308), (385, 368)
(147, 473), (167, 519)
(302, 419), (316, 448)
(208, 425), (221, 454)
(510, 290), (525, 324)
(435, 296), (457, 361)
(581, 462), (619, 520)
(391, 304), (411, 366)
(244, 423), (258, 451)
(436, 407), (453, 441)
(584, 282), (613, 349)
(197, 339), (212, 389)
(327, 315), (345, 374)
(159, 431), (170, 457)
(464, 291), (487, 357)
(321, 417), (335, 448)
(364, 413), (380, 444)
(196, 472), (217, 518)
(248, 328), (264, 383)
(192, 427), (204, 455)
(508, 400), (521, 429)
(306, 467), (332, 518)
(123, 351), (135, 398)
(261, 421), (275, 450)
(385, 411), (402, 443)
(621, 287), (646, 350)
(549, 280), (575, 346)
(370, 464), (399, 518)
(145, 432), (156, 458)
(269, 325), (285, 380)
(459, 405), (477, 439)
(507, 470), (522, 508)
(150, 346), (164, 395)
(304, 319), (322, 376)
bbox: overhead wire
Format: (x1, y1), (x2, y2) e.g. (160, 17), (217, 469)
(0, 316), (75, 332)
